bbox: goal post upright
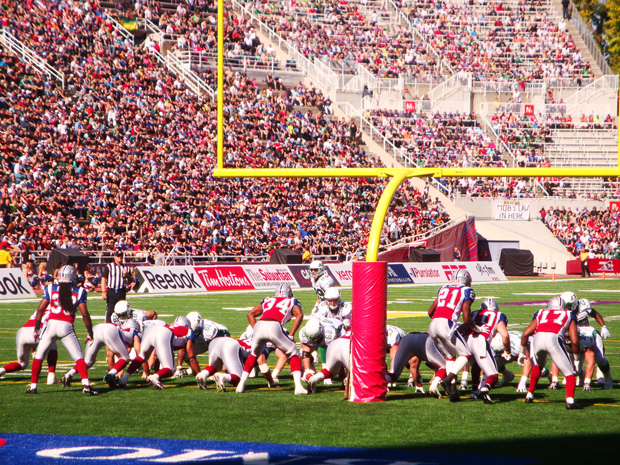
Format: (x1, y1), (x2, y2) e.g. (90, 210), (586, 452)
(215, 1), (619, 402)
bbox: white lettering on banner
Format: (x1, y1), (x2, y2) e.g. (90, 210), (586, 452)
(197, 269), (252, 288)
(403, 262), (507, 283)
(0, 269), (37, 299)
(242, 265), (296, 289)
(494, 201), (530, 221)
(257, 269), (293, 281)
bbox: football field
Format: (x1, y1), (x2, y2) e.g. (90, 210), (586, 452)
(1, 277), (619, 465)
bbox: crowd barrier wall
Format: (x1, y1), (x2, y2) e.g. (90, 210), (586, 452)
(135, 262), (507, 293)
(0, 269), (37, 300)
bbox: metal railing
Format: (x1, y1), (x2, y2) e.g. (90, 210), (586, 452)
(569, 2), (614, 76)
(103, 14), (135, 46)
(0, 30), (65, 89)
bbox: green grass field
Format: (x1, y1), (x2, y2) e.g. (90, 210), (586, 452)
(1, 277), (619, 464)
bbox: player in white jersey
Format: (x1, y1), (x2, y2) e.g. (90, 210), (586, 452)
(62, 319), (142, 389)
(428, 269), (476, 401)
(491, 330), (533, 391)
(172, 312), (230, 378)
(0, 309), (58, 385)
(573, 325), (613, 390)
(236, 283), (307, 395)
(119, 317), (201, 390)
(306, 332), (351, 393)
(309, 261), (334, 310)
(299, 315), (345, 385)
(385, 332), (447, 396)
(313, 288), (352, 330)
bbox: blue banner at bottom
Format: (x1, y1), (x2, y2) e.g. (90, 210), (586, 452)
(0, 433), (533, 465)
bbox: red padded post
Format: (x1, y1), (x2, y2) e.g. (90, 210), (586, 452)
(350, 261), (387, 402)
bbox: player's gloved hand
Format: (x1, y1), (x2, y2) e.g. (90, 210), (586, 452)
(85, 333), (93, 345)
(601, 326), (610, 339)
(406, 377), (414, 388)
(289, 335), (295, 342)
(573, 359), (580, 374)
(173, 367), (184, 379)
(502, 350), (512, 361)
(415, 385), (425, 394)
(33, 329), (41, 344)
(473, 325), (484, 333)
(517, 352), (527, 366)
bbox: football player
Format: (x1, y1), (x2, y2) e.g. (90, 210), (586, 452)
(172, 312), (230, 378)
(0, 309), (58, 385)
(309, 261), (334, 310)
(299, 316), (345, 382)
(574, 324), (613, 390)
(427, 269), (476, 401)
(119, 316), (200, 390)
(27, 265), (97, 395)
(490, 330), (533, 391)
(306, 331), (351, 393)
(196, 334), (277, 391)
(385, 332), (447, 396)
(62, 319), (142, 389)
(519, 296), (583, 409)
(313, 287), (352, 330)
(240, 323), (288, 383)
(235, 283), (307, 395)
(462, 298), (511, 404)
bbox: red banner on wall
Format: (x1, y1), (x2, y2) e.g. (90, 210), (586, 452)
(194, 266), (254, 291)
(405, 100), (416, 112)
(524, 104), (534, 116)
(566, 258), (620, 275)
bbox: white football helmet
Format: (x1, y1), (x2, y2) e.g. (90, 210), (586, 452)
(578, 298), (591, 312)
(275, 283), (293, 298)
(547, 296), (565, 311)
(490, 333), (505, 354)
(560, 291), (578, 312)
(309, 260), (325, 278)
(174, 315), (190, 328)
(453, 269), (472, 286)
(114, 300), (132, 322)
(58, 265), (78, 284)
(186, 311), (203, 334)
(480, 298), (498, 312)
(304, 318), (323, 342)
(324, 287), (341, 312)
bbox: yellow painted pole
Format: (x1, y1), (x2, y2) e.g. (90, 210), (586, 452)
(366, 169), (413, 262)
(216, 0), (224, 170)
(213, 167), (620, 179)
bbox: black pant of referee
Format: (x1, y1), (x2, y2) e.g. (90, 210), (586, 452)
(104, 287), (127, 322)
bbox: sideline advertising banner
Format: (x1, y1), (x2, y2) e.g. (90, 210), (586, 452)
(0, 269), (37, 299)
(135, 261), (507, 293)
(136, 266), (204, 293)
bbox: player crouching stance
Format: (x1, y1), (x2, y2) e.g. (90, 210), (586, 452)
(235, 284), (307, 395)
(306, 332), (351, 393)
(119, 316), (200, 389)
(27, 265), (98, 395)
(519, 296), (583, 409)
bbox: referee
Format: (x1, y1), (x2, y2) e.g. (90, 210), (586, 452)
(101, 251), (128, 323)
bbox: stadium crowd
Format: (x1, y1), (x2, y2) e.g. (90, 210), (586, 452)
(0, 0), (450, 266)
(540, 205), (620, 259)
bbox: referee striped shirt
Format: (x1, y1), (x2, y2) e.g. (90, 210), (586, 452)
(103, 263), (127, 291)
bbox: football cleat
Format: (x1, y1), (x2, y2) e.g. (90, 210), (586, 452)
(47, 373), (57, 385)
(235, 383), (245, 394)
(196, 372), (208, 390)
(429, 385), (442, 399)
(481, 388), (493, 405)
(104, 373), (117, 389)
(323, 378), (333, 385)
(440, 378), (460, 402)
(25, 385), (38, 394)
(406, 377), (415, 388)
(272, 375), (279, 384)
(147, 375), (163, 390)
(213, 373), (226, 392)
(524, 396), (534, 404)
(583, 383), (592, 392)
(61, 374), (72, 388)
(459, 381), (468, 391)
(566, 401), (584, 410)
(83, 385), (98, 396)
(548, 381), (559, 390)
(470, 389), (482, 400)
(295, 386), (308, 395)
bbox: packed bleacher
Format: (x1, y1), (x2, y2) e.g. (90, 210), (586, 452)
(541, 205), (620, 258)
(0, 0), (451, 265)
